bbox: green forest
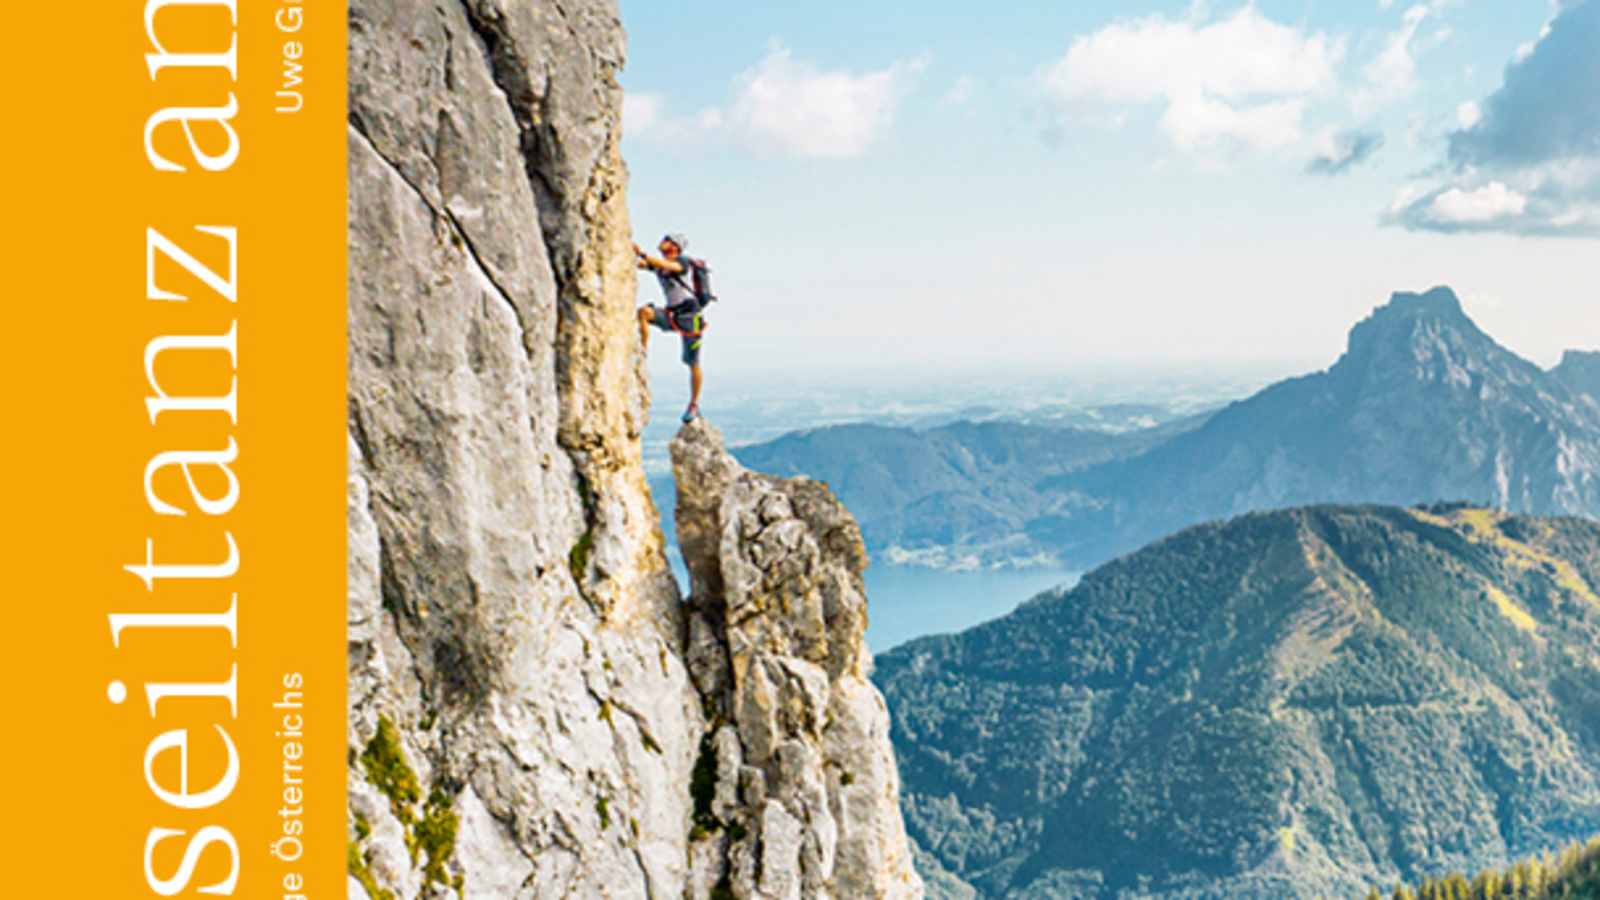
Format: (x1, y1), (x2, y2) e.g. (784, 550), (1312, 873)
(1361, 836), (1600, 899)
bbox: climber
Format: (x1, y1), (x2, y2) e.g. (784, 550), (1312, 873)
(636, 232), (707, 424)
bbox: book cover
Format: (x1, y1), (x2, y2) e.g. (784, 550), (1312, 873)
(7, 2), (1599, 898)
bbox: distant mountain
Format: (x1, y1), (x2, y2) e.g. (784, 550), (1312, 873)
(725, 414), (1210, 568)
(1554, 350), (1600, 402)
(876, 504), (1600, 898)
(734, 288), (1600, 570)
(1047, 288), (1600, 566)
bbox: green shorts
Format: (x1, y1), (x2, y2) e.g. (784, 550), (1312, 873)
(649, 305), (704, 366)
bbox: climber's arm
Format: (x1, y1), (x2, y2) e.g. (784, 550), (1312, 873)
(634, 245), (685, 274)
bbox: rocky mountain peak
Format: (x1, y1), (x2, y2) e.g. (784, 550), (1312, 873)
(1558, 348), (1600, 368)
(672, 419), (924, 899)
(1555, 349), (1600, 400)
(1382, 285), (1467, 318)
(1020, 287), (1600, 569)
(1339, 286), (1502, 383)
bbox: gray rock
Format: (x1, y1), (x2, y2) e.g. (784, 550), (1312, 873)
(674, 420), (924, 899)
(347, 0), (698, 895)
(346, 3), (920, 899)
(760, 802), (806, 900)
(453, 786), (532, 898)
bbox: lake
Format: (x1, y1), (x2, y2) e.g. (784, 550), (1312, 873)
(862, 565), (1080, 654)
(667, 556), (1078, 656)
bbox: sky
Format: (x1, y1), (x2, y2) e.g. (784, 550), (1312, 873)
(617, 0), (1600, 382)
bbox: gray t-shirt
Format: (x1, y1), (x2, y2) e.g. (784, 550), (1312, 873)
(655, 261), (697, 310)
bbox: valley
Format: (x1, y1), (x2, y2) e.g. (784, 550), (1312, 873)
(728, 289), (1600, 574)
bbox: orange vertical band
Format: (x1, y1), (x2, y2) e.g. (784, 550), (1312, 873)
(6, 2), (348, 896)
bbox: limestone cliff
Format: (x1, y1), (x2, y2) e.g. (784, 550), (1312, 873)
(673, 420), (925, 899)
(344, 1), (920, 897)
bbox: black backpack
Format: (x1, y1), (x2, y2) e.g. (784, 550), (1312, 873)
(674, 257), (717, 307)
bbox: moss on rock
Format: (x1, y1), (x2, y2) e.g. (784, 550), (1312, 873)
(348, 841), (396, 900)
(414, 786), (461, 890)
(361, 715), (421, 825)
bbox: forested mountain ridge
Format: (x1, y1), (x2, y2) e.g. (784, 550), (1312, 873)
(1360, 834), (1600, 899)
(877, 504), (1600, 898)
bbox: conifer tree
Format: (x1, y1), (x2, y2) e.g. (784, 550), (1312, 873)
(1359, 836), (1600, 900)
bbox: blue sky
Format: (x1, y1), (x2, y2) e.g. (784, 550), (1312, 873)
(618, 1), (1599, 379)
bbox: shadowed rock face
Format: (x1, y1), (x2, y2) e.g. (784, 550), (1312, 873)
(345, 2), (921, 897)
(673, 419), (925, 899)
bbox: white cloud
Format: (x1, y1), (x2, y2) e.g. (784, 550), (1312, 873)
(1353, 0), (1461, 115)
(1391, 0), (1600, 236)
(1044, 8), (1339, 101)
(623, 91), (726, 148)
(1539, 158), (1600, 194)
(1306, 129), (1385, 174)
(1354, 5), (1429, 114)
(942, 76), (976, 107)
(1037, 6), (1342, 154)
(1388, 165), (1600, 236)
(1426, 182), (1529, 224)
(1549, 207), (1597, 229)
(1404, 112), (1430, 150)
(1387, 182), (1429, 215)
(1165, 93), (1306, 152)
(729, 46), (927, 159)
(1515, 20), (1555, 61)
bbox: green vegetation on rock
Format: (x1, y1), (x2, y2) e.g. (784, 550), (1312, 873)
(689, 729), (719, 837)
(569, 529), (594, 584)
(415, 786), (461, 891)
(348, 840), (396, 900)
(688, 726), (749, 845)
(361, 715), (421, 825)
(356, 715), (462, 892)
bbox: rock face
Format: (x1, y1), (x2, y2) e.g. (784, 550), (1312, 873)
(1555, 350), (1600, 403)
(672, 419), (925, 900)
(346, 1), (699, 896)
(344, 2), (919, 897)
